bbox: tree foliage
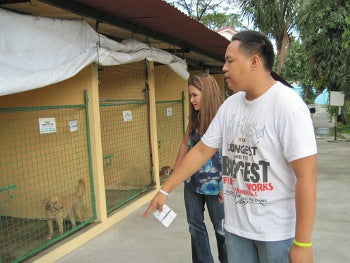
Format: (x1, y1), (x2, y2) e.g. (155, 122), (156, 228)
(166, 0), (245, 30)
(343, 16), (350, 49)
(299, 0), (350, 97)
(283, 39), (317, 104)
(200, 12), (244, 30)
(236, 0), (302, 75)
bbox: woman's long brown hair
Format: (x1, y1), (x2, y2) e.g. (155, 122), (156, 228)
(188, 74), (223, 136)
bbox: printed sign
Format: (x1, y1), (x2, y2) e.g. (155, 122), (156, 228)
(39, 118), (56, 134)
(166, 107), (173, 117)
(69, 120), (78, 132)
(330, 91), (345, 106)
(123, 110), (132, 122)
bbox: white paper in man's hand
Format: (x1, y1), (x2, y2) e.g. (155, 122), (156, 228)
(153, 204), (177, 228)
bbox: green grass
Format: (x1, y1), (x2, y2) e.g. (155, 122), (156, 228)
(337, 123), (350, 135)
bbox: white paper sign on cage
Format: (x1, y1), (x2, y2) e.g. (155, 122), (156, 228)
(123, 110), (132, 122)
(166, 107), (173, 117)
(69, 120), (78, 132)
(39, 117), (56, 134)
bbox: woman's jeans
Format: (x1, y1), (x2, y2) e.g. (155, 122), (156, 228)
(184, 186), (227, 263)
(225, 231), (294, 263)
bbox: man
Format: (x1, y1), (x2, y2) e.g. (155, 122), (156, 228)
(143, 30), (317, 263)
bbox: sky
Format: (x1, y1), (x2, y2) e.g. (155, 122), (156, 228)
(165, 0), (276, 49)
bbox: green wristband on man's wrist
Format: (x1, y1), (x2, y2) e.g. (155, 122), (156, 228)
(293, 239), (312, 247)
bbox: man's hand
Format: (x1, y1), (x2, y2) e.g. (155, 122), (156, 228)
(142, 142), (218, 218)
(289, 244), (313, 263)
(142, 191), (168, 218)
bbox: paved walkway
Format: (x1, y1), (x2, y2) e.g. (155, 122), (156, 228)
(55, 136), (350, 263)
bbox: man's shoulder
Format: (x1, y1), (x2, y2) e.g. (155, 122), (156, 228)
(271, 82), (305, 106)
(224, 91), (245, 104)
(219, 92), (244, 113)
(269, 82), (310, 117)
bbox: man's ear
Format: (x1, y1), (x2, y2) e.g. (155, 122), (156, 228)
(250, 54), (260, 69)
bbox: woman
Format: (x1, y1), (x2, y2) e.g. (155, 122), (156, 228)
(173, 73), (227, 263)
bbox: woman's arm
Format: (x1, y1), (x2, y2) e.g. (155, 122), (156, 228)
(173, 124), (190, 171)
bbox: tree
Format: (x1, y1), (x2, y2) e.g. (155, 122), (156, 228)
(299, 0), (350, 123)
(236, 0), (302, 75)
(342, 16), (350, 49)
(283, 39), (318, 104)
(299, 0), (350, 94)
(166, 0), (245, 30)
(200, 12), (244, 30)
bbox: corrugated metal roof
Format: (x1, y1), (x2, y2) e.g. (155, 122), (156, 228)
(70, 0), (229, 62)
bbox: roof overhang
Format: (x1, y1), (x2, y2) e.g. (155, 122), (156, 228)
(1, 0), (230, 72)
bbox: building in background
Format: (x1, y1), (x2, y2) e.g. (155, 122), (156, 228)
(216, 26), (238, 41)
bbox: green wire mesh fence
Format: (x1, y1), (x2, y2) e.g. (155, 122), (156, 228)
(98, 62), (154, 213)
(0, 97), (96, 263)
(156, 95), (185, 183)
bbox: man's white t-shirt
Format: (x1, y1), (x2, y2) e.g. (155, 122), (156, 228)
(202, 81), (317, 241)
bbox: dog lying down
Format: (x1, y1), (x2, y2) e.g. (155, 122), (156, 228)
(44, 179), (85, 240)
(159, 166), (173, 179)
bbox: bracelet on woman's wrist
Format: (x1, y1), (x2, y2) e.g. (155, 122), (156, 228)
(293, 239), (312, 247)
(159, 189), (169, 196)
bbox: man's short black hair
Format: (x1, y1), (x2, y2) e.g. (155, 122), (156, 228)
(231, 30), (274, 72)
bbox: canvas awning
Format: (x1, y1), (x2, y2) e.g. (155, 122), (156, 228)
(0, 8), (189, 96)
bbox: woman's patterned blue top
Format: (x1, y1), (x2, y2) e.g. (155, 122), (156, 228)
(184, 132), (223, 195)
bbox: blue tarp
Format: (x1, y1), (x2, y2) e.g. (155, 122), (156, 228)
(315, 89), (329, 105)
(292, 84), (329, 105)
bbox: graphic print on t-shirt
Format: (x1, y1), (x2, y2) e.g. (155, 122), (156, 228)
(222, 114), (273, 206)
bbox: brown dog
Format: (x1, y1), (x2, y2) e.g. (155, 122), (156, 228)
(159, 166), (173, 179)
(44, 179), (86, 240)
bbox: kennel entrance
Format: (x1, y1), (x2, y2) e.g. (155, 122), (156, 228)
(98, 62), (154, 214)
(0, 92), (97, 263)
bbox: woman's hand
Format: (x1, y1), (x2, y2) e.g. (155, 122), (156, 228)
(218, 190), (224, 203)
(142, 191), (168, 218)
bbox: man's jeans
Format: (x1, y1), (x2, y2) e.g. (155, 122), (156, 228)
(184, 185), (227, 263)
(225, 231), (293, 263)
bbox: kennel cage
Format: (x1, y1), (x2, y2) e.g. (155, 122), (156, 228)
(0, 92), (97, 263)
(156, 93), (185, 183)
(98, 62), (154, 213)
